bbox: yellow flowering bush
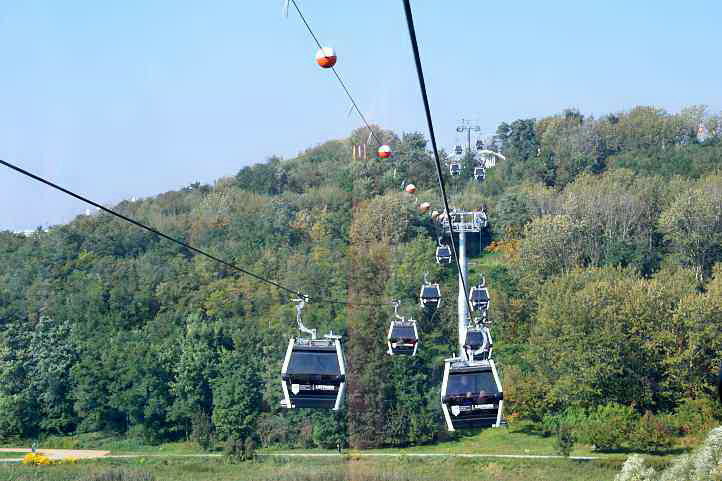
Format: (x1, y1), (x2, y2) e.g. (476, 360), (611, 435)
(22, 452), (51, 465)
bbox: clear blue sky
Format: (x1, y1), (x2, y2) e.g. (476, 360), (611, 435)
(1, 0), (721, 231)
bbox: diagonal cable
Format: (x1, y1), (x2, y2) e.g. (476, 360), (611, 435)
(401, 0), (474, 317)
(0, 158), (388, 308)
(288, 0), (383, 146)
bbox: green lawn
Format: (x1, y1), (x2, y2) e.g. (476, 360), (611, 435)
(0, 451), (26, 459)
(349, 423), (683, 463)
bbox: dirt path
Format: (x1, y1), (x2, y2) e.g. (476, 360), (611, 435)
(259, 452), (599, 460)
(0, 448), (110, 462)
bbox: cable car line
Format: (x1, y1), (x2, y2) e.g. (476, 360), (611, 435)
(400, 0), (474, 316)
(0, 158), (390, 309)
(286, 0), (383, 147)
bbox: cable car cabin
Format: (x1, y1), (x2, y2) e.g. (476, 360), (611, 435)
(476, 140), (484, 151)
(474, 167), (486, 181)
(449, 163), (461, 176)
(420, 283), (441, 310)
(441, 358), (503, 431)
(387, 319), (419, 356)
(435, 245), (452, 264)
(454, 145), (463, 155)
(281, 337), (346, 410)
(469, 286), (490, 312)
(463, 327), (491, 361)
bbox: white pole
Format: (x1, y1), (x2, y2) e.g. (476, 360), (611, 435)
(458, 230), (468, 357)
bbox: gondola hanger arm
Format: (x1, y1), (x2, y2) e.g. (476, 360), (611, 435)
(293, 297), (316, 339)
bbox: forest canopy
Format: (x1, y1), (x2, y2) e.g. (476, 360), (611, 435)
(1, 105), (721, 448)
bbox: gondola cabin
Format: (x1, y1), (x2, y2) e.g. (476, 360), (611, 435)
(474, 167), (486, 181)
(281, 337), (346, 410)
(420, 283), (441, 310)
(387, 319), (419, 356)
(449, 163), (461, 176)
(469, 286), (490, 312)
(441, 358), (503, 431)
(435, 245), (452, 264)
(455, 145), (463, 155)
(476, 140), (484, 151)
(463, 326), (491, 361)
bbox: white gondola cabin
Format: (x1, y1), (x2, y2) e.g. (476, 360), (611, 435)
(473, 167), (486, 182)
(441, 358), (503, 431)
(449, 162), (461, 176)
(469, 285), (490, 312)
(435, 244), (452, 264)
(419, 281), (441, 310)
(387, 319), (419, 356)
(463, 325), (492, 361)
(281, 337), (346, 410)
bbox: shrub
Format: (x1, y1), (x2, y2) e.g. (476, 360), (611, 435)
(190, 412), (214, 451)
(541, 413), (560, 437)
(22, 452), (51, 465)
(630, 411), (674, 453)
(580, 403), (638, 451)
(243, 437), (256, 461)
(554, 423), (575, 457)
(541, 406), (588, 438)
(504, 366), (551, 422)
(672, 397), (722, 436)
(223, 436), (243, 463)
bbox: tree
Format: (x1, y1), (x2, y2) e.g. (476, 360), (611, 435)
(211, 337), (263, 442)
(517, 215), (585, 279)
(659, 174), (722, 283)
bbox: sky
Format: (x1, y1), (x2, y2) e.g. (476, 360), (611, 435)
(1, 0), (721, 231)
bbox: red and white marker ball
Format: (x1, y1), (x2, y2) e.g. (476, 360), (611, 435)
(315, 47), (337, 68)
(404, 184), (417, 194)
(377, 144), (392, 159)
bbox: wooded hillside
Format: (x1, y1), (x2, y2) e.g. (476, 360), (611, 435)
(1, 106), (721, 449)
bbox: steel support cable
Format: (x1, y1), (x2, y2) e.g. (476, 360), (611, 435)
(0, 158), (390, 308)
(400, 0), (474, 316)
(288, 0), (383, 146)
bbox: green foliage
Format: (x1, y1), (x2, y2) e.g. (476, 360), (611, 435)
(554, 423), (575, 457)
(579, 403), (638, 451)
(211, 339), (263, 442)
(0, 107), (720, 450)
(659, 174), (722, 283)
(670, 398), (722, 436)
(630, 411), (674, 453)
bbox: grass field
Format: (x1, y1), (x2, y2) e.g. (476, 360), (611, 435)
(0, 451), (26, 459)
(367, 422), (689, 460)
(0, 421), (693, 480)
(0, 456), (626, 481)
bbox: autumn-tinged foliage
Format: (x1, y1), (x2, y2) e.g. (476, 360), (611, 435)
(1, 107), (721, 449)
